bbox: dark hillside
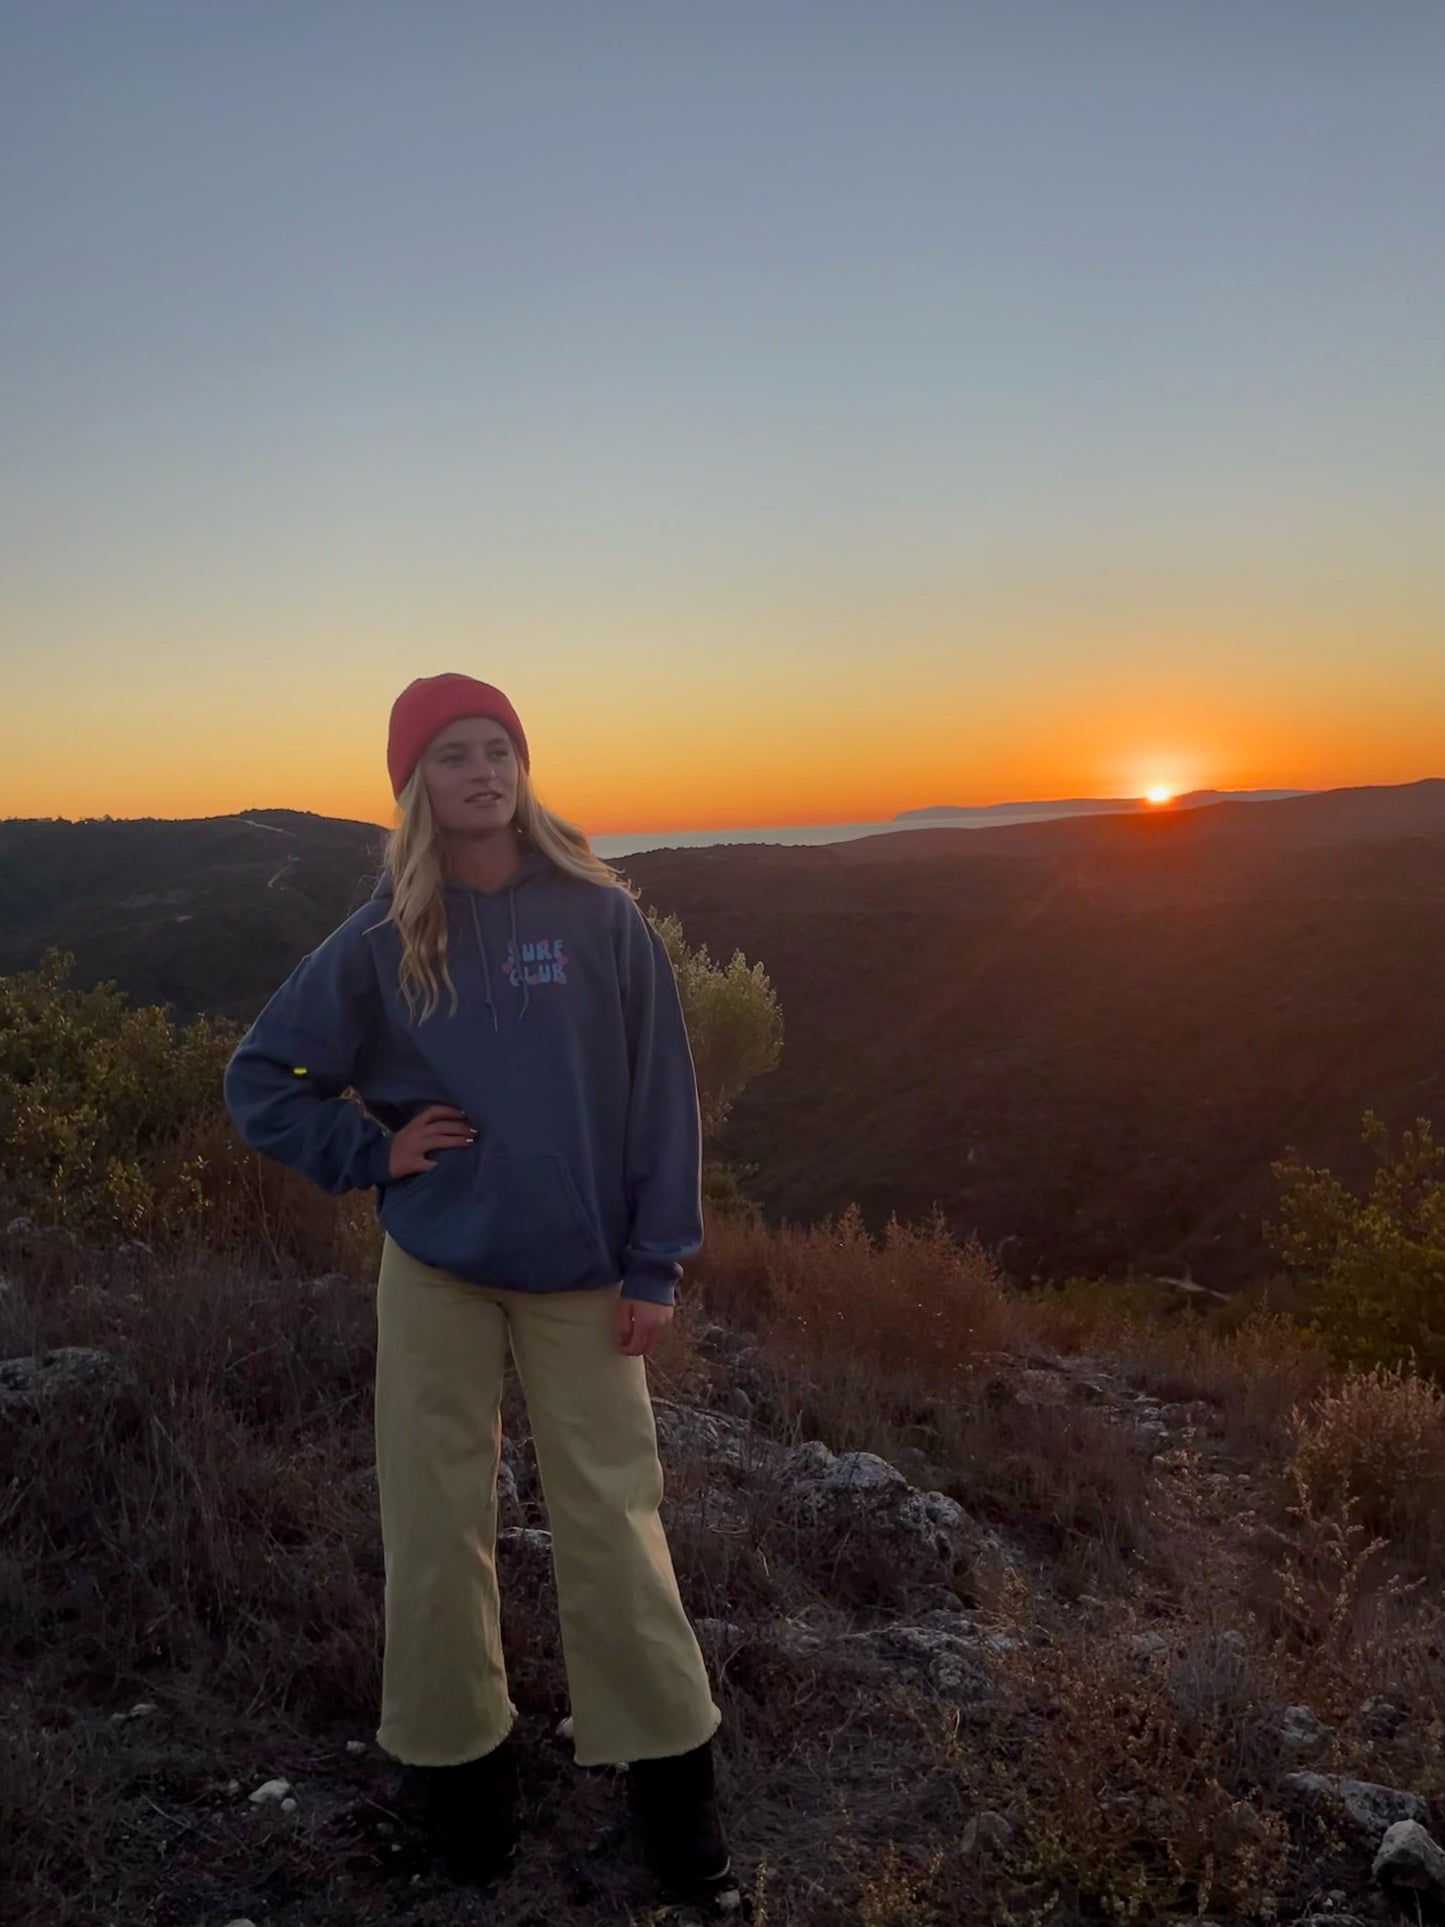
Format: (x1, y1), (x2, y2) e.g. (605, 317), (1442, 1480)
(0, 810), (386, 1020)
(616, 782), (1445, 1285)
(3, 781), (1440, 1285)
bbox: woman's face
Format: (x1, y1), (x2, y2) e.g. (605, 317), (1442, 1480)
(421, 716), (522, 836)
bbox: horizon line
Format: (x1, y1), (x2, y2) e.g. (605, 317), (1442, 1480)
(5, 773), (1444, 837)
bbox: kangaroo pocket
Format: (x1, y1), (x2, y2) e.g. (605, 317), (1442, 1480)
(379, 1141), (609, 1291)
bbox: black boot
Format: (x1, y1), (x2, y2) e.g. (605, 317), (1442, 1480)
(415, 1734), (521, 1886)
(627, 1737), (740, 1911)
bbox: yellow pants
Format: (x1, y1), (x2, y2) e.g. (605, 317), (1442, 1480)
(373, 1231), (722, 1768)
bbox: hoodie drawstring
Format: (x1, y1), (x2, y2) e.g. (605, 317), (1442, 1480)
(466, 894), (498, 1031)
(466, 886), (529, 1029)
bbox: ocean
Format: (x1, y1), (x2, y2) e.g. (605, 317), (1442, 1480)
(589, 801), (1145, 861)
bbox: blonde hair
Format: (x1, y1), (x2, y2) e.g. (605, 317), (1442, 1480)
(372, 750), (639, 1025)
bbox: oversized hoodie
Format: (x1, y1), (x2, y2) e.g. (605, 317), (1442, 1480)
(221, 843), (703, 1305)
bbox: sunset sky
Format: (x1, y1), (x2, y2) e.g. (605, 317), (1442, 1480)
(2, 2), (1441, 835)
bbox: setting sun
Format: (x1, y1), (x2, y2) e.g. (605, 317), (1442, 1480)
(1145, 785), (1175, 805)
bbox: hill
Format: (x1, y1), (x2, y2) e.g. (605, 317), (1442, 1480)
(0, 809), (386, 1022)
(2, 779), (1440, 1287)
(613, 781), (1445, 1287)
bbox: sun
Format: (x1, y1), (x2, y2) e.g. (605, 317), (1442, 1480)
(1145, 784), (1174, 805)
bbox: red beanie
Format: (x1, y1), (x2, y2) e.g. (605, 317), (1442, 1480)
(387, 673), (531, 798)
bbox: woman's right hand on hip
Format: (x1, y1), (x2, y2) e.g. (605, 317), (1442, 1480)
(388, 1103), (478, 1180)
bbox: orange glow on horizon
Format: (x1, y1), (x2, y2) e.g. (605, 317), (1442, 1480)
(3, 665), (1441, 832)
(11, 748), (1441, 836)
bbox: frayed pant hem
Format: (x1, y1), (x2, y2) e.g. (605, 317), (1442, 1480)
(572, 1704), (722, 1770)
(374, 1706), (518, 1769)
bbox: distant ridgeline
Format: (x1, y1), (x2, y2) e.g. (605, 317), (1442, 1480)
(893, 787), (1311, 823)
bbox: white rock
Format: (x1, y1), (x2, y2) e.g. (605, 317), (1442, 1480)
(1372, 1818), (1445, 1903)
(498, 1526), (553, 1555)
(775, 1438), (996, 1574)
(1282, 1772), (1427, 1835)
(108, 1700), (157, 1723)
(345, 1739), (366, 1755)
(1280, 1704), (1332, 1751)
(962, 1808), (1013, 1853)
(902, 1489), (970, 1534)
(279, 1796), (298, 1813)
(769, 1619), (825, 1658)
(248, 1777), (292, 1805)
(864, 1624), (999, 1703)
(0, 1347), (139, 1418)
(916, 1586), (969, 1617)
(1127, 1631), (1170, 1659)
(695, 1616), (746, 1646)
(223, 1918), (259, 1926)
(1359, 1695), (1406, 1739)
(652, 1398), (753, 1465)
(788, 1445), (907, 1496)
(555, 1714), (575, 1741)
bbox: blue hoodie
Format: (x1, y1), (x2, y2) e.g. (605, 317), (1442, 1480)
(221, 842), (703, 1306)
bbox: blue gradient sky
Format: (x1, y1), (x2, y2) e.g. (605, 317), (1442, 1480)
(2, 1), (1440, 832)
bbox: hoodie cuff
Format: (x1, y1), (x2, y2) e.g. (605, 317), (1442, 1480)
(362, 1130), (395, 1190)
(620, 1260), (679, 1309)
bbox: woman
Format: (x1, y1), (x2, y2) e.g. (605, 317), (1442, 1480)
(222, 672), (737, 1910)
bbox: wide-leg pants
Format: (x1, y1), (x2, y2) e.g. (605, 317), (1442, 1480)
(373, 1230), (722, 1768)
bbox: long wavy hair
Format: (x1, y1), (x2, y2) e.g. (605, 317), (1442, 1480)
(371, 744), (639, 1025)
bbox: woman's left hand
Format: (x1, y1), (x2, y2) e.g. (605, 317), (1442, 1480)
(615, 1295), (673, 1357)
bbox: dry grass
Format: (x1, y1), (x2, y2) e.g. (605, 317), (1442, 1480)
(987, 1613), (1295, 1923)
(1013, 1283), (1335, 1467)
(1, 1197), (1442, 1926)
(1285, 1364), (1445, 1570)
(695, 1199), (1014, 1397)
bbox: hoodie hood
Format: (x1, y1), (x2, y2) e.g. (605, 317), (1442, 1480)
(367, 844), (557, 1032)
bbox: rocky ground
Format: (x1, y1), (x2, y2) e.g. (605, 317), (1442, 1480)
(2, 1274), (1442, 1927)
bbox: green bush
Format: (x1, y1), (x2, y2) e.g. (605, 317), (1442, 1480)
(1034, 1272), (1214, 1329)
(0, 947), (240, 1242)
(649, 908), (783, 1140)
(1265, 1111), (1444, 1382)
(701, 1157), (766, 1228)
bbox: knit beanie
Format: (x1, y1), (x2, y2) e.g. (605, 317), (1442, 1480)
(387, 673), (531, 798)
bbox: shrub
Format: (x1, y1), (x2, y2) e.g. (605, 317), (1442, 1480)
(697, 1199), (1012, 1401)
(1265, 1111), (1444, 1381)
(1284, 1365), (1445, 1570)
(0, 947), (239, 1243)
(650, 908), (783, 1139)
(993, 1621), (1292, 1922)
(1024, 1271), (1212, 1352)
(701, 1156), (766, 1228)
